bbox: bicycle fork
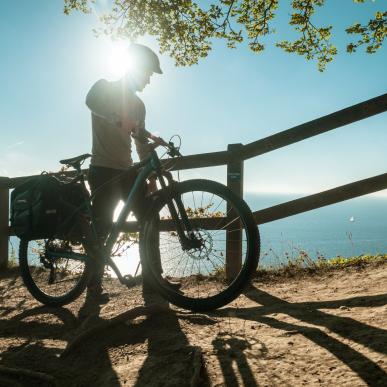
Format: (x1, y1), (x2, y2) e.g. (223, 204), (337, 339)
(157, 172), (202, 251)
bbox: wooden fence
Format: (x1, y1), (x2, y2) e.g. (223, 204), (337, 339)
(1, 93), (386, 274)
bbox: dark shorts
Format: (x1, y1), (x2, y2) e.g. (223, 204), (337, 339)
(87, 165), (148, 237)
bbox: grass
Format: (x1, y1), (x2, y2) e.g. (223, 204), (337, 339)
(5, 240), (387, 284)
(195, 252), (387, 284)
(255, 253), (387, 280)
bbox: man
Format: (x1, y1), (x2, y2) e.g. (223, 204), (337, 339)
(85, 44), (168, 302)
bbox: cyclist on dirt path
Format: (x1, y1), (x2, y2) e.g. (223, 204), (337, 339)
(85, 43), (174, 303)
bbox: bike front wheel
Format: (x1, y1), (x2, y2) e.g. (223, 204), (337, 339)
(19, 238), (92, 306)
(140, 179), (260, 311)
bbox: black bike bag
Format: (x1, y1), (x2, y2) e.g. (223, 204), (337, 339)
(10, 174), (63, 240)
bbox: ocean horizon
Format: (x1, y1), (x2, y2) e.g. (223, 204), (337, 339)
(245, 192), (387, 267)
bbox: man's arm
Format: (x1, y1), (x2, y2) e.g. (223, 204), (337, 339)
(132, 122), (154, 161)
(85, 80), (120, 125)
(133, 127), (168, 159)
(148, 132), (169, 147)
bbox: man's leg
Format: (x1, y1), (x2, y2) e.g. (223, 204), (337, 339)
(88, 166), (121, 240)
(119, 173), (160, 294)
(121, 174), (181, 302)
(88, 166), (122, 297)
(131, 187), (181, 295)
(138, 203), (162, 295)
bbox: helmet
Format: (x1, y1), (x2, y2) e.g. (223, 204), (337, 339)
(127, 44), (162, 74)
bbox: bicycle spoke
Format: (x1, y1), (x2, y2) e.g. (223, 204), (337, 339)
(24, 239), (87, 299)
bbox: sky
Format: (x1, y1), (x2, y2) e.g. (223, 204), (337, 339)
(0, 0), (386, 202)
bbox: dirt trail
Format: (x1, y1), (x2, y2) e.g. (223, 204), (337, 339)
(0, 262), (386, 386)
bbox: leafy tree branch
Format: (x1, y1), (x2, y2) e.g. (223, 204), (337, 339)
(346, 11), (387, 54)
(63, 0), (386, 71)
(276, 0), (336, 72)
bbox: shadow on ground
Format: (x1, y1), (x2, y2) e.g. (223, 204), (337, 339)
(209, 285), (387, 386)
(1, 273), (386, 386)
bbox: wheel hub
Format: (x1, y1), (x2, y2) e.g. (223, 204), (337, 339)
(186, 229), (213, 261)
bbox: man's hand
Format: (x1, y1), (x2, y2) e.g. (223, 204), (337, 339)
(150, 134), (168, 147)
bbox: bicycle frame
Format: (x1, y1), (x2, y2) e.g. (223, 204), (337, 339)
(105, 153), (157, 254)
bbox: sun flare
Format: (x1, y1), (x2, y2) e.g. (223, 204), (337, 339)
(107, 41), (135, 79)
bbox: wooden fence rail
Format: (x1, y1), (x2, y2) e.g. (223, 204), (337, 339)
(242, 93), (387, 161)
(165, 93), (387, 170)
(1, 93), (386, 270)
(253, 172), (387, 225)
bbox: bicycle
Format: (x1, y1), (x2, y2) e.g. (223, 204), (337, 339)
(18, 141), (260, 312)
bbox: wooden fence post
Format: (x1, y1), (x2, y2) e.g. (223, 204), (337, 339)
(0, 178), (9, 269)
(226, 144), (244, 281)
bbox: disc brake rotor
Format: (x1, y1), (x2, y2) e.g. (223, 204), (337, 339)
(186, 229), (214, 261)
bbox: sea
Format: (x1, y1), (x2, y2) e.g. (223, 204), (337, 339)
(8, 193), (387, 276)
(245, 193), (387, 268)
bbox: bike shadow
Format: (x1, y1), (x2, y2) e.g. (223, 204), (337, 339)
(86, 293), (212, 386)
(211, 331), (265, 387)
(4, 283), (385, 385)
(0, 288), (212, 386)
(210, 285), (387, 386)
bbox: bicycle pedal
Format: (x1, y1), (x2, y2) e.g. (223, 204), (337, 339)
(123, 275), (137, 288)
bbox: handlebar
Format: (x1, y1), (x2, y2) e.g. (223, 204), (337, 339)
(164, 141), (182, 158)
(132, 133), (182, 158)
(128, 136), (182, 174)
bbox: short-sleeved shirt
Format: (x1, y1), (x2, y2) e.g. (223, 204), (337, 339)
(86, 78), (151, 170)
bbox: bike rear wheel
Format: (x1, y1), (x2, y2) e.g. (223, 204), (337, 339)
(19, 238), (92, 306)
(140, 179), (260, 311)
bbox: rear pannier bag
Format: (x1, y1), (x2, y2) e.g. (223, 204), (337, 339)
(10, 174), (86, 240)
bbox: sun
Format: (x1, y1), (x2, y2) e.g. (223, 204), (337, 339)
(107, 41), (135, 79)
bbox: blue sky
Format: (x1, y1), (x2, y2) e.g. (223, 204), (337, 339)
(1, 0), (386, 200)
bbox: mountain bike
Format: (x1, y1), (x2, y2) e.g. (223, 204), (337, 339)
(18, 141), (260, 312)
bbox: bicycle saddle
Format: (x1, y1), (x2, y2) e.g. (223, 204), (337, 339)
(59, 153), (91, 167)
